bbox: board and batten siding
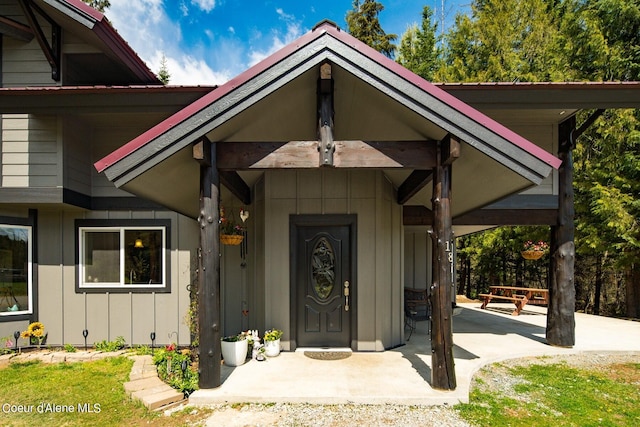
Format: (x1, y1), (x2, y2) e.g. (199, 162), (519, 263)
(250, 169), (404, 351)
(1, 114), (60, 187)
(35, 209), (196, 347)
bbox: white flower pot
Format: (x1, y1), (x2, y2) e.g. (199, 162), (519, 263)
(264, 338), (281, 357)
(221, 339), (248, 366)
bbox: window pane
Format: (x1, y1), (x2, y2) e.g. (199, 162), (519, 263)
(0, 226), (29, 313)
(124, 230), (163, 285)
(83, 231), (120, 283)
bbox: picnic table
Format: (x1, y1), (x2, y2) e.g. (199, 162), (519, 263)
(479, 286), (549, 315)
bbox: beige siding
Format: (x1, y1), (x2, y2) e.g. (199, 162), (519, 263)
(246, 169), (404, 351)
(1, 114), (60, 188)
(2, 37), (54, 87)
(91, 126), (150, 198)
(404, 227), (432, 290)
(63, 117), (92, 195)
(32, 209), (196, 347)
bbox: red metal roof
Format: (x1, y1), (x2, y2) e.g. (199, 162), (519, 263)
(95, 21), (562, 173)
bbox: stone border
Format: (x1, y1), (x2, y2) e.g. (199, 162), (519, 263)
(0, 350), (185, 411)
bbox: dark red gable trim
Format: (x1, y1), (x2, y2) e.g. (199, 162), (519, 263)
(95, 21), (561, 172)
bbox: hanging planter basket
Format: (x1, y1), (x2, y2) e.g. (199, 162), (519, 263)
(221, 234), (244, 246)
(521, 250), (544, 260)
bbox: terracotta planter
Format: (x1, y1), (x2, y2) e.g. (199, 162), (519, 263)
(221, 339), (248, 366)
(521, 250), (544, 260)
(264, 338), (281, 357)
(220, 234), (244, 245)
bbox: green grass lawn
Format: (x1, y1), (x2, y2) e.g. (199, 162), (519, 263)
(0, 357), (210, 427)
(456, 360), (640, 426)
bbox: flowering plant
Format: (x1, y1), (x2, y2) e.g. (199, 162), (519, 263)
(220, 217), (245, 235)
(219, 207), (245, 236)
(264, 329), (283, 341)
(153, 343), (198, 396)
(20, 321), (46, 347)
(523, 240), (549, 252)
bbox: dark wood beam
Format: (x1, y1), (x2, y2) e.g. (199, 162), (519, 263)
(547, 116), (576, 347)
(403, 205), (558, 226)
(430, 140), (456, 390)
(216, 140), (437, 170)
(318, 62), (335, 166)
(441, 134), (461, 166)
(0, 15), (34, 41)
(220, 171), (251, 205)
(195, 138), (251, 205)
(18, 0), (61, 81)
(397, 170), (433, 205)
(193, 138), (211, 166)
(198, 140), (222, 388)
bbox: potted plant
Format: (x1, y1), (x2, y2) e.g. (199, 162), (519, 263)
(263, 329), (283, 357)
(220, 333), (248, 366)
(219, 207), (245, 246)
(521, 240), (548, 260)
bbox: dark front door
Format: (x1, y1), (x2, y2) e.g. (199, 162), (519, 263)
(291, 215), (355, 348)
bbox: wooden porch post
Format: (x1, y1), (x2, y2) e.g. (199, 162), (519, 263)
(196, 139), (222, 388)
(430, 136), (458, 390)
(547, 117), (576, 347)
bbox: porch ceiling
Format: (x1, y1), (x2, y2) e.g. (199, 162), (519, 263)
(96, 21), (559, 219)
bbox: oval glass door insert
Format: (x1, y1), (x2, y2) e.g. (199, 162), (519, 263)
(311, 237), (335, 300)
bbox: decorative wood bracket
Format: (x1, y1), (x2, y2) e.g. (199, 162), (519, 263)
(441, 134), (460, 166)
(193, 138), (251, 205)
(317, 62), (335, 166)
(18, 0), (61, 81)
(0, 16), (34, 42)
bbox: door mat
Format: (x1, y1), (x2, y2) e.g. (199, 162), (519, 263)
(303, 351), (352, 361)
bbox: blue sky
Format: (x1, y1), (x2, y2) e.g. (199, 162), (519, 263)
(106, 1), (470, 85)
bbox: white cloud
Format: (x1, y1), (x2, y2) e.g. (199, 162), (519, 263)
(148, 51), (230, 85)
(247, 9), (303, 67)
(191, 0), (216, 13)
(106, 0), (227, 85)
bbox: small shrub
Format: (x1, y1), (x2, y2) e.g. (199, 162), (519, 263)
(94, 336), (126, 352)
(131, 344), (152, 355)
(64, 343), (77, 353)
(153, 344), (198, 397)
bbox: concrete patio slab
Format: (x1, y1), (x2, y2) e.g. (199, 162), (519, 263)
(190, 303), (640, 406)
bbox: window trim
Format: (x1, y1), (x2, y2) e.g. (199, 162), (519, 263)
(75, 219), (171, 293)
(0, 217), (33, 318)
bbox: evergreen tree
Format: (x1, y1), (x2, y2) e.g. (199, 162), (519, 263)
(346, 0), (397, 58)
(82, 0), (110, 13)
(396, 6), (441, 80)
(158, 54), (171, 85)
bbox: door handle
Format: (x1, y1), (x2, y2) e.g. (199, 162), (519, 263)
(344, 281), (350, 311)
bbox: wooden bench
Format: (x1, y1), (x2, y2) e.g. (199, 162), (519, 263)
(479, 286), (549, 315)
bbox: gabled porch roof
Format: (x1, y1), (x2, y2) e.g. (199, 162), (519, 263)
(95, 21), (561, 218)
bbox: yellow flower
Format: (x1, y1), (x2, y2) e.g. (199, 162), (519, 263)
(27, 322), (45, 337)
(20, 331), (30, 339)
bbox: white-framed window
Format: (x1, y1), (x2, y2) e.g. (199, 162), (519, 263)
(77, 220), (170, 292)
(0, 224), (32, 316)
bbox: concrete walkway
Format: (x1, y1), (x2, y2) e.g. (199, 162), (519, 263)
(190, 303), (640, 406)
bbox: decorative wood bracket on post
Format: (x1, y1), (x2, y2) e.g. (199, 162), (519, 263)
(18, 0), (61, 81)
(317, 63), (335, 167)
(194, 137), (222, 388)
(430, 133), (459, 390)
